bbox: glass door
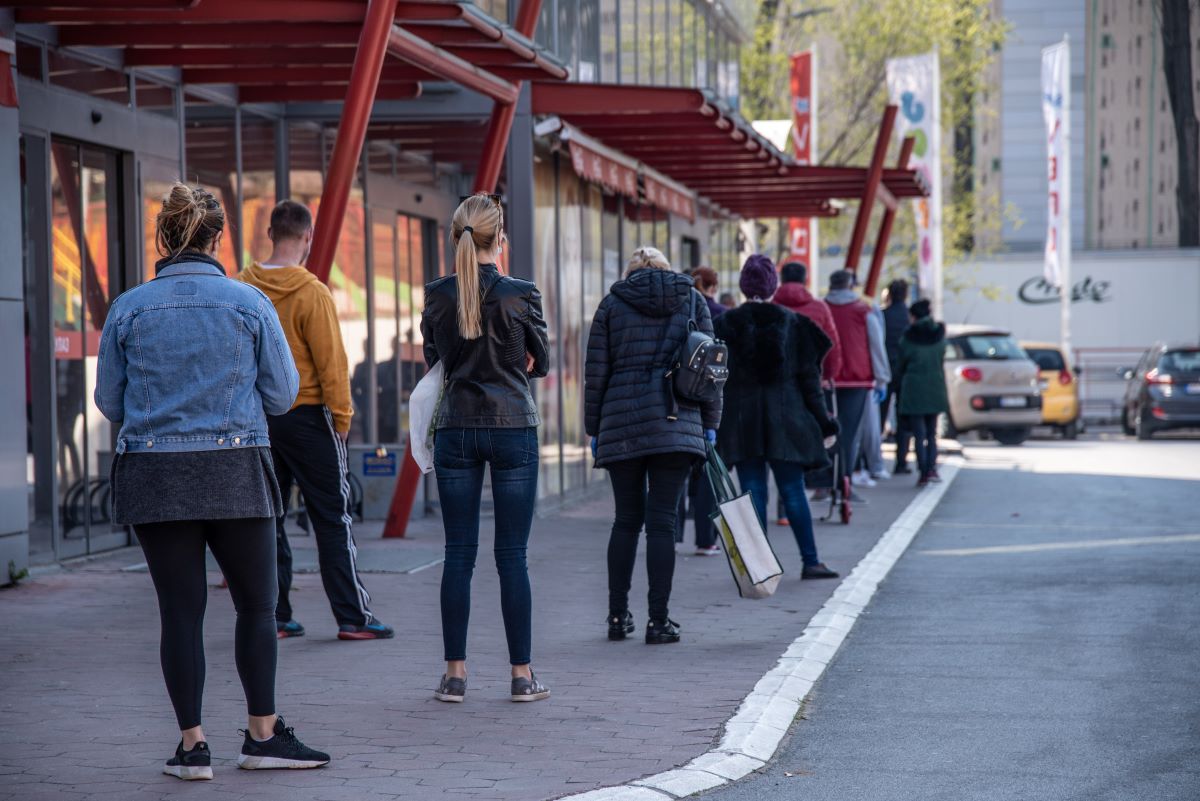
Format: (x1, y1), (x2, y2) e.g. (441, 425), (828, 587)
(47, 140), (128, 559)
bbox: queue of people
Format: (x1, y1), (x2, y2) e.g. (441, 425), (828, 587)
(95, 183), (945, 781)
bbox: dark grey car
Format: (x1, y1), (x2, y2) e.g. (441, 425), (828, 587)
(1120, 344), (1200, 439)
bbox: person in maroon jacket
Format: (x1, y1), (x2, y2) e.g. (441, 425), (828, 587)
(824, 270), (888, 503)
(773, 262), (841, 381)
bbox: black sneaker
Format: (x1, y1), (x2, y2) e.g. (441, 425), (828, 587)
(893, 464), (913, 475)
(337, 620), (394, 640)
(511, 672), (551, 702)
(434, 674), (466, 703)
(645, 618), (681, 644)
(607, 610), (635, 641)
(164, 741), (212, 781)
(276, 620), (305, 639)
(238, 716), (330, 770)
(801, 562), (840, 580)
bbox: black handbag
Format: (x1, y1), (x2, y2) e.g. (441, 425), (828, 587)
(665, 293), (729, 421)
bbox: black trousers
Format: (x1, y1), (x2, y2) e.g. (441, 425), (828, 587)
(675, 467), (718, 548)
(135, 517), (277, 731)
(268, 404), (374, 627)
(885, 383), (914, 468)
(904, 413), (940, 476)
(607, 453), (693, 621)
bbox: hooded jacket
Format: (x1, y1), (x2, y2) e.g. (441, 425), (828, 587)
(714, 302), (837, 469)
(772, 281), (842, 380)
(826, 288), (889, 389)
(896, 317), (949, 416)
(238, 261), (353, 433)
(585, 269), (721, 467)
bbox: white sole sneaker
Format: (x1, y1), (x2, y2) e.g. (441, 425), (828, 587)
(511, 690), (550, 702)
(237, 754), (329, 770)
(434, 691), (466, 703)
(164, 764), (213, 781)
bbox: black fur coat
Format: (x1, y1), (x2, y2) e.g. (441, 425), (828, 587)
(713, 302), (837, 469)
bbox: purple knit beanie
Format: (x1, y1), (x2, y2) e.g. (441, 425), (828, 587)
(739, 254), (779, 300)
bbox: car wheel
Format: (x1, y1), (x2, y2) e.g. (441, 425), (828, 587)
(1062, 420), (1079, 440)
(1121, 407), (1136, 436)
(993, 428), (1030, 446)
(937, 413), (958, 440)
(1135, 408), (1156, 441)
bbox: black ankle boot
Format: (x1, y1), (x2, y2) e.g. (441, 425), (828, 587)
(645, 618), (681, 644)
(607, 610), (635, 640)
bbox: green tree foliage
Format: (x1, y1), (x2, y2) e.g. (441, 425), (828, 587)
(742, 0), (1012, 287)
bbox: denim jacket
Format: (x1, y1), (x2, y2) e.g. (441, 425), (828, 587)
(94, 255), (300, 454)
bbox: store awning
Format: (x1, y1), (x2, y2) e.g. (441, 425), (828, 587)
(531, 83), (927, 219)
(14, 0), (568, 104)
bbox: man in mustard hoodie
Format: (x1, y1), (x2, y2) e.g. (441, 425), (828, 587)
(240, 201), (392, 641)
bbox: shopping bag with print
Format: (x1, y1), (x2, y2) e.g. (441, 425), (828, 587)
(407, 360), (444, 475)
(704, 443), (783, 599)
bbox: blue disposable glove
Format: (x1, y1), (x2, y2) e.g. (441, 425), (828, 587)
(705, 428), (718, 444)
(872, 387), (887, 405)
(590, 437), (598, 458)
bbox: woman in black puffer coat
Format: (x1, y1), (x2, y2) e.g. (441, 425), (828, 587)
(714, 255), (840, 580)
(585, 247), (722, 645)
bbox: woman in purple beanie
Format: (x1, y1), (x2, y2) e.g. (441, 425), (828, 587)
(711, 255), (841, 580)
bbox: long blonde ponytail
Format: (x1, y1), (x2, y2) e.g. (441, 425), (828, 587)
(450, 194), (503, 340)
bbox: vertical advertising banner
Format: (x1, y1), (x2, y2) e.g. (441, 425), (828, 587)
(1041, 40), (1070, 288)
(786, 50), (817, 284)
(886, 51), (943, 316)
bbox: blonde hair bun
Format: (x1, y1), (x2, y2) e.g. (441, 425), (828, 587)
(626, 246), (671, 275)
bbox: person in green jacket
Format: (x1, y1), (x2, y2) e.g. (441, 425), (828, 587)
(895, 299), (949, 487)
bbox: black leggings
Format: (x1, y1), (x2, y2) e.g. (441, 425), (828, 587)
(135, 517), (278, 730)
(607, 453), (693, 621)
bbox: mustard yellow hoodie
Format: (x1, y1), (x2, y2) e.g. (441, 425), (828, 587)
(238, 262), (353, 433)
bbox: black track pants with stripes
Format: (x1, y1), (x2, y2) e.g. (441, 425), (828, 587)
(267, 404), (375, 627)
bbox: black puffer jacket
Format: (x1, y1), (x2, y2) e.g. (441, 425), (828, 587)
(422, 263), (550, 429)
(714, 302), (837, 469)
(585, 269), (722, 468)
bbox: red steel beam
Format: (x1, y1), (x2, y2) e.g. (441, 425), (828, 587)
(185, 65), (434, 85)
(306, 0), (400, 285)
(58, 22), (361, 47)
(18, 0), (366, 23)
(864, 135), (916, 298)
(239, 83), (421, 103)
(383, 0), (542, 540)
(125, 46), (359, 67)
(387, 24), (519, 104)
(843, 104), (897, 276)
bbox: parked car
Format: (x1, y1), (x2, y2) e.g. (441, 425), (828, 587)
(1021, 341), (1082, 439)
(1119, 344), (1200, 440)
(942, 325), (1042, 446)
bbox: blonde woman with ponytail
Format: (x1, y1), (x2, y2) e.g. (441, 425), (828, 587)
(420, 193), (550, 703)
(95, 184), (329, 779)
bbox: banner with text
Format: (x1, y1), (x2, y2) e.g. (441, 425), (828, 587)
(568, 139), (638, 202)
(1041, 40), (1070, 287)
(786, 51), (816, 276)
(886, 51), (942, 312)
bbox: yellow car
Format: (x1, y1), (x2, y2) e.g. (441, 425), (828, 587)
(1020, 341), (1081, 439)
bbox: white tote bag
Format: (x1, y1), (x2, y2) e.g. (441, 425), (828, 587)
(704, 443), (784, 599)
(407, 360), (444, 475)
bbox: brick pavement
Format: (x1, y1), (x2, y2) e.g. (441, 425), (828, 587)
(0, 471), (925, 801)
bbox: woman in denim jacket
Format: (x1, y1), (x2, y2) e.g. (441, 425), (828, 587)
(95, 184), (327, 779)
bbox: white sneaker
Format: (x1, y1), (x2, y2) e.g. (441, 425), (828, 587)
(870, 470), (892, 481)
(851, 471), (876, 488)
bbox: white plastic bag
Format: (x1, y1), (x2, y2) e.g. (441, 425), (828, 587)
(407, 360), (444, 475)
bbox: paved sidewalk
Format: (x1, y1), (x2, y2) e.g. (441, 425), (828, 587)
(1, 468), (928, 801)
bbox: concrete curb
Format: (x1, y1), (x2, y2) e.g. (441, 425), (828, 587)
(557, 459), (964, 801)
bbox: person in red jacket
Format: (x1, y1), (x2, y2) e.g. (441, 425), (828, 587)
(824, 270), (888, 502)
(773, 262), (842, 381)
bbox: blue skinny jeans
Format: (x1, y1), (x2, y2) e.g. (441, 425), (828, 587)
(434, 427), (539, 665)
(734, 457), (821, 567)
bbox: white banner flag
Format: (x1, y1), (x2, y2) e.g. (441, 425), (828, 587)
(886, 51), (942, 316)
(1041, 40), (1070, 287)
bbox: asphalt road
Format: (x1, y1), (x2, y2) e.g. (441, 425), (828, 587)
(701, 433), (1200, 801)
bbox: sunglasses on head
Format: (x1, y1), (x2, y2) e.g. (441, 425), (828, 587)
(460, 193), (503, 208)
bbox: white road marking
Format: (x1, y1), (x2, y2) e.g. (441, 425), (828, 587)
(921, 533), (1200, 557)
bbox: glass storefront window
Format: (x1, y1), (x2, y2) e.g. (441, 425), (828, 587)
(16, 39), (43, 81)
(620, 0), (638, 84)
(559, 173), (585, 493)
(578, 0), (600, 83)
(183, 104), (239, 272)
(533, 154), (561, 497)
(681, 0), (696, 89)
(600, 0), (618, 82)
(141, 157), (180, 281)
(241, 114), (277, 265)
(369, 215), (400, 444)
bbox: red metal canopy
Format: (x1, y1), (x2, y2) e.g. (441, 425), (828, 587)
(531, 83), (927, 220)
(11, 0), (568, 103)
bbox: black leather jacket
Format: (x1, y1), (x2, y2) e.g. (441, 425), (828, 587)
(421, 263), (550, 429)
